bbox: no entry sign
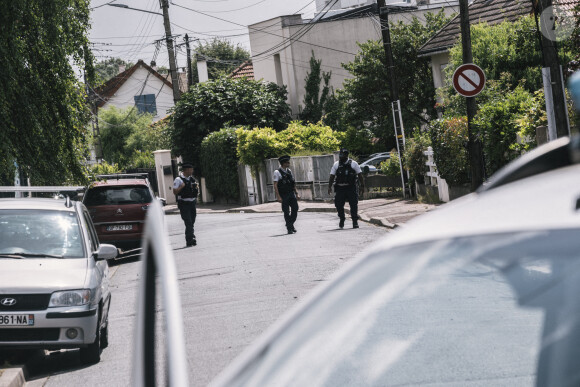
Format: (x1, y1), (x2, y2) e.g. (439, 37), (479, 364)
(452, 63), (486, 97)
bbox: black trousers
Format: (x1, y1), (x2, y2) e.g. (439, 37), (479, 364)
(281, 192), (298, 230)
(178, 200), (197, 243)
(334, 185), (358, 224)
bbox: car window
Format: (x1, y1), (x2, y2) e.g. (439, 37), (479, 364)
(84, 185), (153, 206)
(0, 209), (84, 258)
(226, 229), (580, 386)
(82, 210), (99, 252)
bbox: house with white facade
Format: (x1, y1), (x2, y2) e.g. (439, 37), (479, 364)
(93, 59), (187, 122)
(247, 1), (459, 117)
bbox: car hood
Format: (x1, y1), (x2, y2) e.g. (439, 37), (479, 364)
(0, 258), (89, 293)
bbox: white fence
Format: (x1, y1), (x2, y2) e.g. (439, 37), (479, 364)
(423, 146), (470, 203)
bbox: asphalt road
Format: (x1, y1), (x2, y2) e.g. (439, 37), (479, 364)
(23, 211), (388, 386)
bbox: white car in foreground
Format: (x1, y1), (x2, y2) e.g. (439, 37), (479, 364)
(0, 193), (117, 364)
(136, 136), (580, 386)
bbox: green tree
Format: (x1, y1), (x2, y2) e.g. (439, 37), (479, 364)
(429, 117), (470, 186)
(191, 38), (250, 82)
(98, 106), (154, 168)
(446, 16), (576, 95)
(0, 0), (94, 184)
(170, 77), (291, 170)
(327, 10), (452, 148)
(94, 58), (134, 84)
(300, 52), (332, 124)
(200, 128), (240, 202)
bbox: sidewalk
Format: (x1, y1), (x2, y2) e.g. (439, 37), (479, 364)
(0, 197), (438, 387)
(165, 197), (439, 229)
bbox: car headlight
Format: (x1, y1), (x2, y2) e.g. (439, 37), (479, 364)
(49, 289), (91, 307)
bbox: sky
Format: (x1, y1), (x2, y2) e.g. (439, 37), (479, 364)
(89, 0), (318, 71)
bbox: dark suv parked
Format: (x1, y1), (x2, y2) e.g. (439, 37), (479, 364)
(83, 174), (155, 254)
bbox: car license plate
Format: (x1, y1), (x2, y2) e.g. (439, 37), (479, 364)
(0, 314), (34, 326)
(106, 224), (133, 231)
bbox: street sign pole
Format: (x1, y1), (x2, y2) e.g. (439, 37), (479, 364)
(459, 0), (484, 190)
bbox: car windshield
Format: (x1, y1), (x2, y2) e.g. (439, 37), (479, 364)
(230, 228), (580, 386)
(0, 209), (84, 258)
(84, 185), (152, 206)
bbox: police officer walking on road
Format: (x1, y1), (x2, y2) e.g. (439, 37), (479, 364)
(328, 149), (364, 229)
(173, 162), (199, 247)
(273, 155), (300, 234)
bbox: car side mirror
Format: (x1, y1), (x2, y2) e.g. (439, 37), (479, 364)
(95, 244), (118, 261)
(363, 165), (370, 175)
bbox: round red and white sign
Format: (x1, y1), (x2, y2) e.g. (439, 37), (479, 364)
(452, 64), (486, 97)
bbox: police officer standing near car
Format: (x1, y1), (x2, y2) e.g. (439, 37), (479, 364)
(327, 149), (364, 229)
(173, 162), (199, 246)
(274, 155), (300, 234)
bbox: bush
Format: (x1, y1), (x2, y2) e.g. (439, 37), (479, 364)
(89, 161), (121, 177)
(403, 131), (431, 185)
(236, 127), (279, 167)
(200, 128), (240, 201)
(474, 84), (540, 176)
(380, 151), (401, 177)
(236, 122), (342, 167)
(429, 117), (470, 186)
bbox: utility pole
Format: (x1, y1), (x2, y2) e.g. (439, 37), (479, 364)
(377, 0), (410, 198)
(533, 0), (570, 139)
(185, 34), (193, 88)
(160, 0), (181, 103)
(459, 0), (484, 190)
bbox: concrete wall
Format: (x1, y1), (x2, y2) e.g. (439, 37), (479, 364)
(153, 150), (176, 204)
(248, 4), (459, 118)
(102, 65), (174, 122)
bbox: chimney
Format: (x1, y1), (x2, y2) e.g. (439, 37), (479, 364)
(150, 60), (157, 71)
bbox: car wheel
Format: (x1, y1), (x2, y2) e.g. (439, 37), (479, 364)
(80, 313), (101, 364)
(100, 322), (109, 349)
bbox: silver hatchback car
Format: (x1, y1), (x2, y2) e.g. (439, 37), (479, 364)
(0, 196), (117, 364)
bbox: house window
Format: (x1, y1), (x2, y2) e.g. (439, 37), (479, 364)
(134, 94), (157, 115)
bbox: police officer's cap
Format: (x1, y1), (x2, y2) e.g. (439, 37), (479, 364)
(181, 162), (193, 169)
(339, 148), (349, 156)
(278, 155), (291, 164)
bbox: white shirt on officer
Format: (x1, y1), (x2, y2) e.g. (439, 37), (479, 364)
(273, 167), (292, 182)
(330, 159), (362, 176)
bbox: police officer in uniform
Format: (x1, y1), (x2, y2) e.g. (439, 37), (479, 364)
(172, 162), (199, 246)
(327, 149), (365, 229)
(273, 155), (300, 234)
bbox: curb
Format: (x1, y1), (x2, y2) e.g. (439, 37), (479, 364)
(0, 366), (25, 387)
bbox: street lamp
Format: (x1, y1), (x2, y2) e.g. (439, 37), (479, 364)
(107, 3), (162, 16)
(106, 2), (181, 102)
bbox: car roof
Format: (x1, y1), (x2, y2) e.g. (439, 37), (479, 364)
(89, 178), (149, 187)
(0, 197), (80, 212)
(370, 163), (580, 252)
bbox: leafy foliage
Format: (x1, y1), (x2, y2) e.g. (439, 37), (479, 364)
(0, 0), (94, 184)
(474, 83), (542, 176)
(200, 128), (240, 201)
(89, 160), (121, 176)
(379, 151), (401, 177)
(403, 131), (432, 185)
(326, 10), (452, 148)
(429, 117), (470, 186)
(98, 106), (155, 168)
(170, 77), (291, 170)
(300, 52), (332, 124)
(235, 122), (342, 167)
(190, 37), (250, 83)
(236, 127), (279, 167)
